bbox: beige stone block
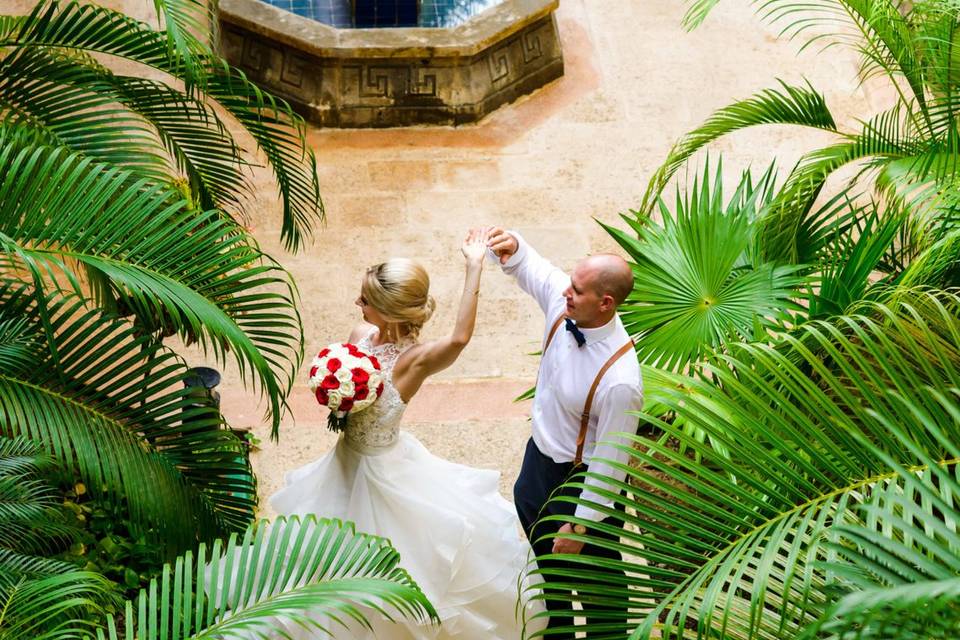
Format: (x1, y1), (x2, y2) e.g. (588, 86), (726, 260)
(367, 160), (436, 192)
(326, 194), (407, 227)
(436, 161), (503, 190)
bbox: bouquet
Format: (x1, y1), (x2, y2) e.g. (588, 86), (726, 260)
(308, 343), (385, 432)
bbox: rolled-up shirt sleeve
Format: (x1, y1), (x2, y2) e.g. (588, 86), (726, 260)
(574, 382), (644, 523)
(500, 232), (569, 319)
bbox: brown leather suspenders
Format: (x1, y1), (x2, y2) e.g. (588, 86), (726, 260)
(542, 313), (635, 466)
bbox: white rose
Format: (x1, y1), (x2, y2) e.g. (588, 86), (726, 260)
(339, 380), (355, 398)
(327, 390), (343, 411)
(334, 368), (352, 383)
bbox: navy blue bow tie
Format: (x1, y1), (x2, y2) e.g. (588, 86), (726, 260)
(565, 317), (586, 348)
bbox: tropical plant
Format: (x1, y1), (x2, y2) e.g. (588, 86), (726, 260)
(528, 289), (960, 638)
(1, 0), (323, 251)
(95, 516), (438, 640)
(603, 160), (805, 373)
(1, 516), (437, 639)
(644, 0), (960, 246)
(0, 0), (319, 553)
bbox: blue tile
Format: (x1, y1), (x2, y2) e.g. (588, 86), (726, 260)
(259, 0), (504, 28)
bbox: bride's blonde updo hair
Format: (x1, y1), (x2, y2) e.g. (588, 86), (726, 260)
(362, 258), (436, 342)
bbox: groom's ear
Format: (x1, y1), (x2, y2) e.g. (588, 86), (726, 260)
(600, 293), (616, 312)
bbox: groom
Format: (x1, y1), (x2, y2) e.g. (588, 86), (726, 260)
(488, 228), (643, 638)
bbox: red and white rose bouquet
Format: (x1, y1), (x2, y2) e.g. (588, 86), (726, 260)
(309, 343), (385, 432)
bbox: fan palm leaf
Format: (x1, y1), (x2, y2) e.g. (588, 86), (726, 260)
(525, 289), (960, 639)
(98, 515), (438, 639)
(0, 128), (301, 434)
(1, 0), (322, 251)
(608, 161), (806, 373)
(0, 284), (257, 549)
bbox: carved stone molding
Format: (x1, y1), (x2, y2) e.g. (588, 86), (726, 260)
(218, 0), (563, 127)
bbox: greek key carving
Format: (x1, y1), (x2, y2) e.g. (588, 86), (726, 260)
(521, 30), (543, 64)
(361, 66), (392, 98)
(409, 67), (437, 96)
(281, 51), (307, 88)
(487, 49), (509, 82)
(241, 38), (271, 73)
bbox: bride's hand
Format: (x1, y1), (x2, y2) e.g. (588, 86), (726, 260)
(461, 227), (489, 265)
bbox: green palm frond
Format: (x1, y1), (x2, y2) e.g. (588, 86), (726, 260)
(526, 289), (960, 639)
(683, 0), (930, 118)
(99, 515), (438, 639)
(0, 435), (76, 555)
(609, 161), (806, 373)
(639, 80), (836, 216)
(3, 0), (322, 251)
(810, 200), (907, 317)
(802, 409), (960, 639)
(202, 61), (322, 251)
(0, 284), (257, 549)
(0, 548), (78, 582)
(0, 45), (256, 209)
(756, 118), (910, 264)
(150, 0), (217, 88)
(898, 228), (960, 288)
(0, 47), (173, 180)
(0, 129), (302, 433)
(0, 571), (111, 640)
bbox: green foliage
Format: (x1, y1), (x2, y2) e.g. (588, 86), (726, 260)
(607, 160), (806, 372)
(0, 285), (258, 550)
(537, 1), (960, 638)
(56, 484), (164, 602)
(529, 290), (960, 638)
(0, 3), (440, 639)
(96, 516), (438, 640)
(1, 0), (323, 251)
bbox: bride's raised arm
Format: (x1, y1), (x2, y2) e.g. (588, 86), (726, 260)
(399, 228), (488, 380)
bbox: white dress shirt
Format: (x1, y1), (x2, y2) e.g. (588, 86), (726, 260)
(501, 233), (644, 522)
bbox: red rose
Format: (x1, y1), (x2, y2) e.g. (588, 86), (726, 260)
(309, 365), (318, 378)
(321, 375), (340, 390)
(326, 358), (341, 373)
(346, 343), (361, 357)
(316, 388), (329, 404)
(354, 385), (369, 400)
(376, 382), (384, 397)
(340, 398), (354, 412)
(352, 368), (369, 384)
(317, 348), (330, 358)
(369, 355), (380, 369)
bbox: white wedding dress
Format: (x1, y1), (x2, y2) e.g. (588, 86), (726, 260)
(269, 329), (545, 639)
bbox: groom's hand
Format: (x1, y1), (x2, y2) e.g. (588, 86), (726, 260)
(552, 523), (585, 555)
(487, 227), (518, 265)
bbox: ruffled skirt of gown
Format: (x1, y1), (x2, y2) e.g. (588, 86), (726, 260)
(267, 431), (545, 639)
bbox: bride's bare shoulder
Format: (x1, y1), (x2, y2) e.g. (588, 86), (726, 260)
(348, 322), (376, 343)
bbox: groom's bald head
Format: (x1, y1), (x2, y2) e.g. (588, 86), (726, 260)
(579, 254), (633, 305)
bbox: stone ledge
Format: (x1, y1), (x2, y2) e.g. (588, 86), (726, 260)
(217, 0), (564, 127)
(220, 0), (558, 58)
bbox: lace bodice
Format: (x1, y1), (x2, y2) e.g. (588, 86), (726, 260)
(343, 330), (412, 453)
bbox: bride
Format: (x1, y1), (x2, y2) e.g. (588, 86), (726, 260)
(269, 228), (544, 639)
